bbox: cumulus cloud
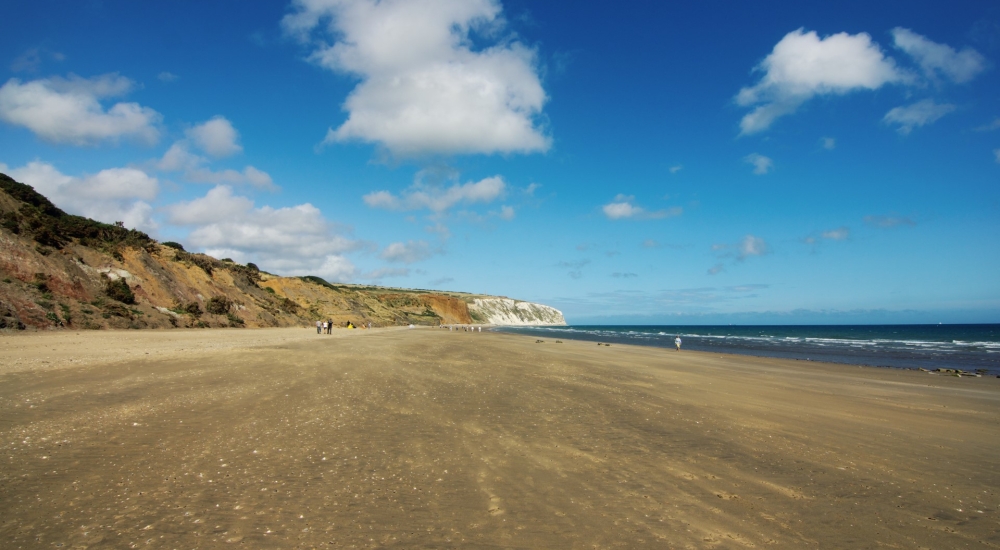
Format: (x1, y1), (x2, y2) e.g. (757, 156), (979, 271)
(891, 28), (986, 84)
(284, 0), (549, 156)
(364, 174), (505, 214)
(602, 194), (682, 220)
(744, 153), (774, 175)
(736, 29), (908, 134)
(995, 148), (1000, 163)
(157, 72), (178, 82)
(380, 240), (435, 264)
(883, 99), (955, 134)
(2, 160), (158, 231)
(669, 165), (683, 174)
(864, 214), (915, 228)
(186, 116), (242, 157)
(154, 129), (275, 190)
(821, 137), (836, 150)
(0, 73), (161, 145)
(166, 185), (363, 281)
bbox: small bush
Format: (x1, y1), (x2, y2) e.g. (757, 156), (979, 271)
(183, 301), (202, 317)
(161, 241), (185, 251)
(205, 296), (232, 315)
(264, 286), (276, 294)
(104, 278), (135, 304)
(102, 303), (132, 318)
(226, 312), (244, 327)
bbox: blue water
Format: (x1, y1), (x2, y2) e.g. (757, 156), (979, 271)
(494, 324), (1000, 374)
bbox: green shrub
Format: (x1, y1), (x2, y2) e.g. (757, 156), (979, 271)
(264, 286), (276, 294)
(205, 296), (232, 315)
(226, 312), (244, 327)
(161, 241), (185, 251)
(183, 301), (202, 317)
(104, 278), (135, 304)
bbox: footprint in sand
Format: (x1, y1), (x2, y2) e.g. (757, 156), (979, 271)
(488, 495), (504, 516)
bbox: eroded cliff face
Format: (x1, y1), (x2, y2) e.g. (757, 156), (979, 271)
(0, 172), (563, 331)
(468, 298), (566, 326)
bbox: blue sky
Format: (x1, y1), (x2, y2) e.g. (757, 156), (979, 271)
(1, 0), (998, 324)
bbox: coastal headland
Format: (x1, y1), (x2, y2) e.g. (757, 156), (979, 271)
(2, 328), (998, 548)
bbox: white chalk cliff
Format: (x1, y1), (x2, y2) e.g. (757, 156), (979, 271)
(468, 298), (566, 326)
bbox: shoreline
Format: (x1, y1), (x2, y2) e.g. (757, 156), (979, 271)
(493, 324), (1000, 375)
(2, 328), (998, 548)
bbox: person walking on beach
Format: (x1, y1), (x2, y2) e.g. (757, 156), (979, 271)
(674, 336), (682, 351)
(322, 320), (328, 334)
(327, 319), (333, 334)
(316, 320), (322, 334)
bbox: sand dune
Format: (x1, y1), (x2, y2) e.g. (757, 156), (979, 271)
(1, 328), (998, 548)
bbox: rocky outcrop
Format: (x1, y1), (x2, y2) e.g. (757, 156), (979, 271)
(468, 298), (566, 326)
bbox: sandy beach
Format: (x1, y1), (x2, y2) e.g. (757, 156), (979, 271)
(1, 327), (998, 549)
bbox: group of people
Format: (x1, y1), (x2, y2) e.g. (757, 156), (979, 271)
(445, 325), (482, 332)
(316, 319), (373, 333)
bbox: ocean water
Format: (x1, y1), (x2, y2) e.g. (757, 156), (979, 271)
(493, 324), (1000, 374)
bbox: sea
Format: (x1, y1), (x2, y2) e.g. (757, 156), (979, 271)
(493, 324), (1000, 375)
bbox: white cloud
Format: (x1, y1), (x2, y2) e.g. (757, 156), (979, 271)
(891, 28), (986, 84)
(166, 185), (363, 281)
(363, 267), (410, 280)
(602, 194), (681, 220)
(736, 29), (908, 134)
(154, 139), (275, 190)
(0, 74), (161, 145)
(713, 235), (771, 262)
(186, 116), (242, 157)
(157, 72), (178, 83)
(744, 153), (774, 175)
(883, 99), (955, 134)
(363, 174), (505, 214)
(284, 0), (549, 156)
(3, 160), (158, 231)
(864, 214), (915, 228)
(737, 235), (770, 260)
(499, 205), (515, 220)
(669, 165), (683, 174)
(821, 137), (836, 150)
(995, 149), (1000, 163)
(380, 240), (435, 264)
(806, 226), (851, 243)
(976, 118), (1000, 132)
(821, 227), (850, 240)
(707, 263), (725, 275)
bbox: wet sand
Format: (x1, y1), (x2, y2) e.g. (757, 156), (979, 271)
(1, 327), (998, 548)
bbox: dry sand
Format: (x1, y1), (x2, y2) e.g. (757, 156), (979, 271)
(1, 327), (998, 549)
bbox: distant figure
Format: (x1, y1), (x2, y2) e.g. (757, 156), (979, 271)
(316, 320), (322, 334)
(327, 319), (333, 334)
(322, 320), (328, 333)
(368, 322), (372, 329)
(478, 326), (481, 332)
(674, 336), (682, 351)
